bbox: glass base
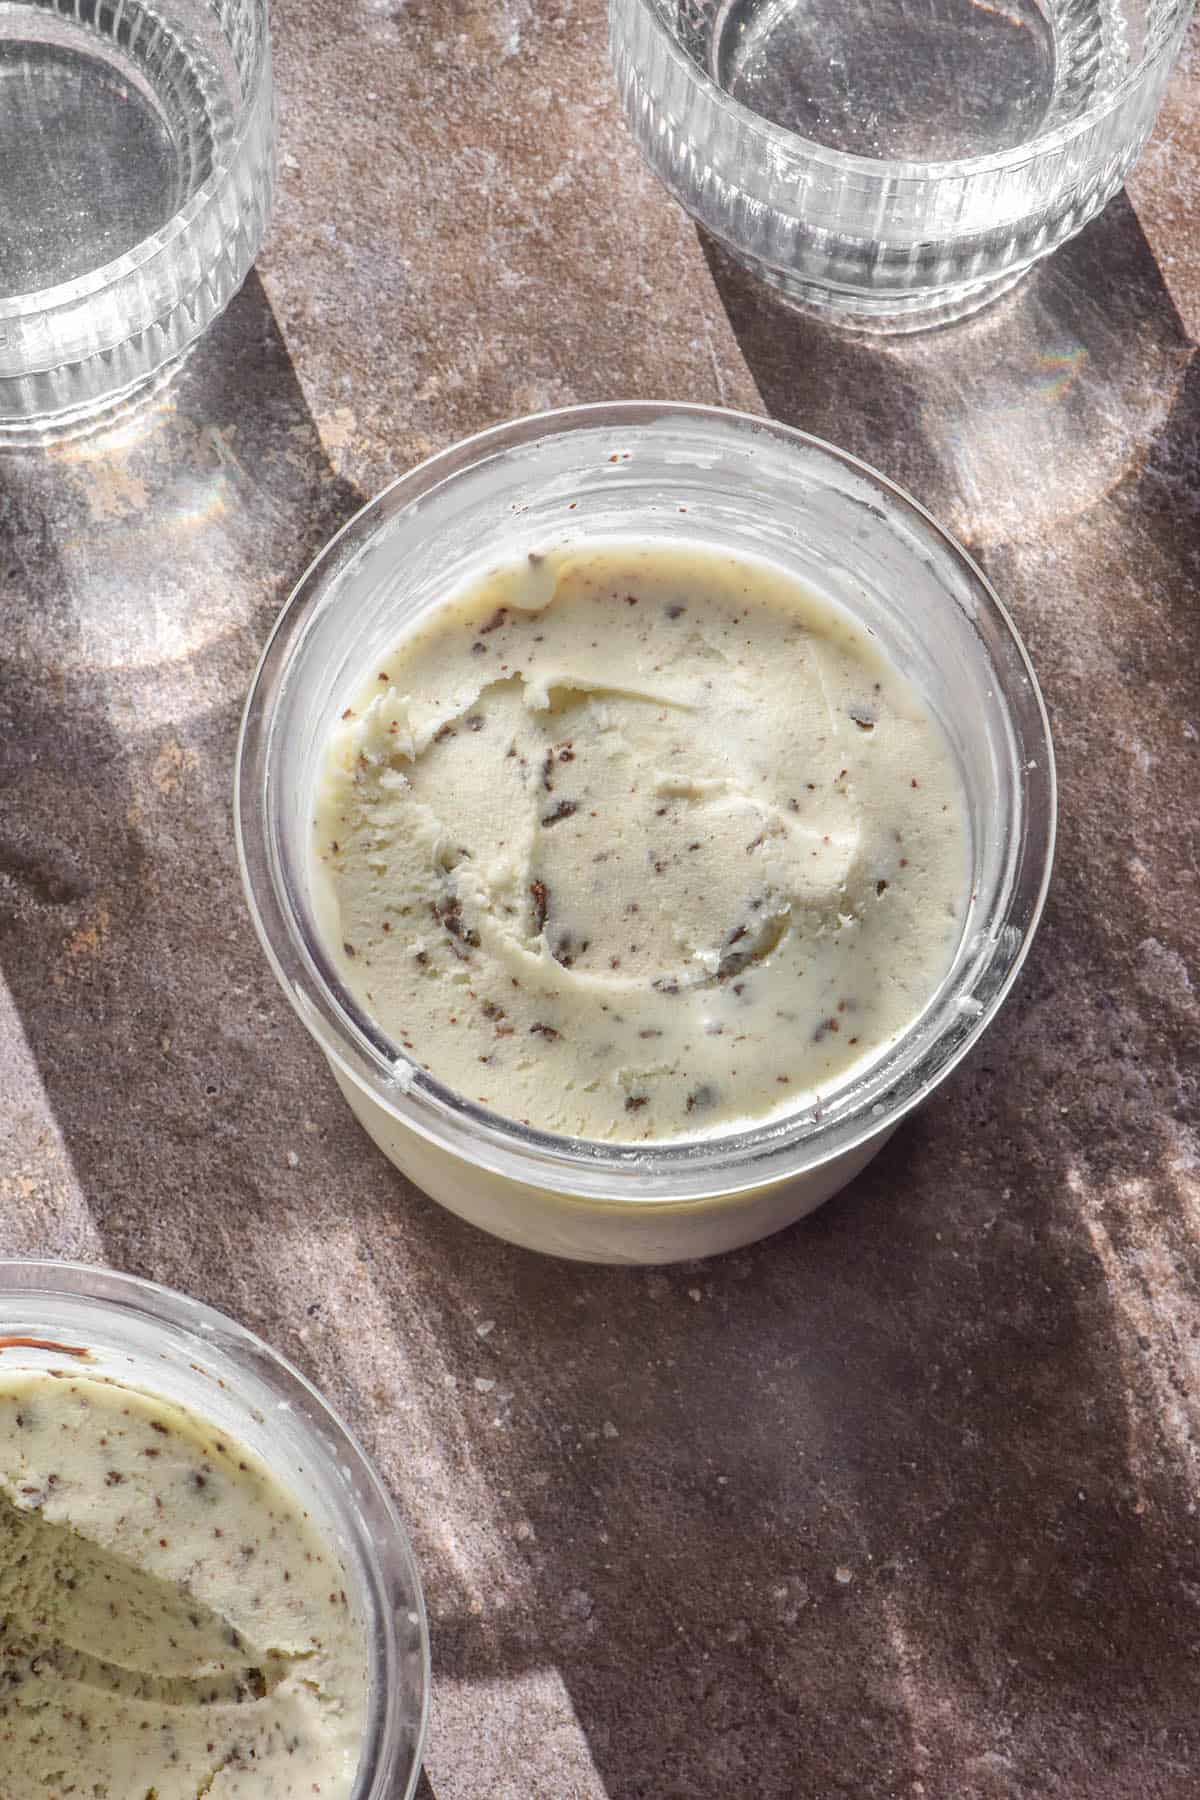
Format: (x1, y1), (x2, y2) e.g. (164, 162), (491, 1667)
(725, 252), (1033, 335)
(0, 346), (191, 449)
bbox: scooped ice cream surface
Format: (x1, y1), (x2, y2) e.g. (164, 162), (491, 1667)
(0, 1368), (366, 1798)
(314, 540), (970, 1139)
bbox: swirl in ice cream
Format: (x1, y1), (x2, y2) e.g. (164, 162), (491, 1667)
(313, 541), (970, 1139)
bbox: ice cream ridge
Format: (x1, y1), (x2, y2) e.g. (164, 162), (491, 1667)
(315, 539), (971, 1139)
(0, 1365), (366, 1798)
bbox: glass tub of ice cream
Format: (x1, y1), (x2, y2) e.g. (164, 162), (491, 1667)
(0, 1259), (429, 1799)
(236, 403), (1054, 1264)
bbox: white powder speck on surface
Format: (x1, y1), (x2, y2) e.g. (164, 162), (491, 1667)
(561, 1588), (593, 1621)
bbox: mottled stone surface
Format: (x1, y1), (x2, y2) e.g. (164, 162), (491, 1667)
(2, 3), (1199, 1797)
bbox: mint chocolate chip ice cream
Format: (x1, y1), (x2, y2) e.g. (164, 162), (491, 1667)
(313, 540), (970, 1140)
(0, 1368), (366, 1798)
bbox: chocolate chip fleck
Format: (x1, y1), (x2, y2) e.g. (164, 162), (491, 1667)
(541, 800), (578, 827)
(433, 895), (480, 947)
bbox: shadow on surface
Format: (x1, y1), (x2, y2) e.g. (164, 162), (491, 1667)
(0, 269), (362, 1290)
(330, 1048), (1200, 1796)
(700, 191), (1195, 558)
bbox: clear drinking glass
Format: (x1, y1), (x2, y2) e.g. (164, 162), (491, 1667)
(609, 0), (1194, 331)
(236, 403), (1056, 1264)
(0, 1259), (431, 1799)
(0, 0), (274, 438)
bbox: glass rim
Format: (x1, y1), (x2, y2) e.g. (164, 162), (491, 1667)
(0, 1255), (432, 1800)
(616, 0), (1190, 181)
(0, 0), (272, 322)
(236, 399), (1056, 1205)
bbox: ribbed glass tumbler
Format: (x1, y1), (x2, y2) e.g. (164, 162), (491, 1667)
(0, 0), (274, 438)
(609, 0), (1194, 331)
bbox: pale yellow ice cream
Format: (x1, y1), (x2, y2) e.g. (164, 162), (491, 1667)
(0, 1368), (366, 1798)
(314, 540), (970, 1140)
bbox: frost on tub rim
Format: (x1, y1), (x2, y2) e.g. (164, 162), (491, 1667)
(310, 535), (972, 1147)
